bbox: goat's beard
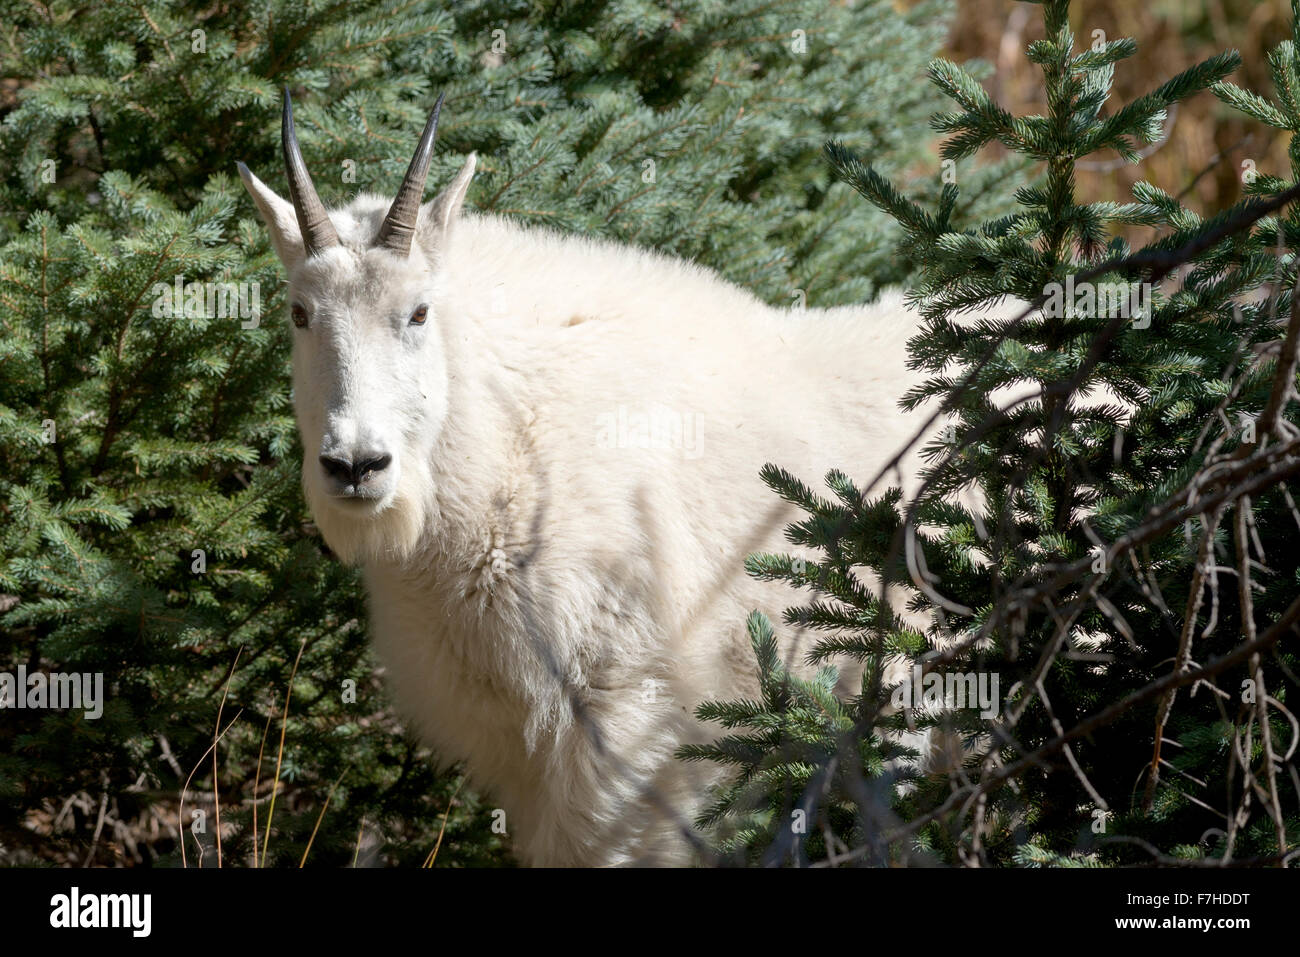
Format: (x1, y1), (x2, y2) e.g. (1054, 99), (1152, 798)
(302, 455), (434, 567)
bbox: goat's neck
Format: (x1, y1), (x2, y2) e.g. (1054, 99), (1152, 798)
(418, 293), (539, 576)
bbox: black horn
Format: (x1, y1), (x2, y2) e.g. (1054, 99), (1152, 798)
(282, 89), (340, 257)
(374, 92), (446, 256)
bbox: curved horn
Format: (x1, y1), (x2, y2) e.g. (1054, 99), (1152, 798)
(282, 89), (340, 257)
(374, 92), (446, 256)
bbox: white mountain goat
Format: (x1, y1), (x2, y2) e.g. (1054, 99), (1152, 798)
(238, 93), (941, 866)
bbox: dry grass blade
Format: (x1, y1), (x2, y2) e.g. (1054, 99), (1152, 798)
(211, 647), (242, 868)
(179, 710), (244, 869)
(250, 706), (275, 869)
(299, 764), (351, 867)
(351, 815), (366, 868)
(260, 637), (307, 868)
(422, 775), (466, 868)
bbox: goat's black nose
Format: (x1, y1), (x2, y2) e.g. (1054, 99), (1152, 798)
(320, 452), (391, 486)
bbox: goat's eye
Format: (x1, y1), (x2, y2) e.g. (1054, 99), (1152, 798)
(291, 303), (309, 328)
(409, 304), (429, 326)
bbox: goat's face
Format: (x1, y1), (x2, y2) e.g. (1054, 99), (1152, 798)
(238, 93), (476, 563)
(282, 246), (449, 561)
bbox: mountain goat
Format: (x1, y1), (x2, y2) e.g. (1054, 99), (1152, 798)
(238, 93), (936, 866)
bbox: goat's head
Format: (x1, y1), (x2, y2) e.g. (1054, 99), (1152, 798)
(238, 91), (476, 563)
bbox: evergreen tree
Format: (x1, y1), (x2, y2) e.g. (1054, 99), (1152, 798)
(689, 0), (1300, 866)
(0, 0), (955, 864)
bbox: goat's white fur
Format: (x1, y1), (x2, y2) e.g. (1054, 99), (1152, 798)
(241, 150), (950, 866)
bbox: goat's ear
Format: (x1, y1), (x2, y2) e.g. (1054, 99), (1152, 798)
(417, 152), (476, 260)
(237, 162), (306, 270)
